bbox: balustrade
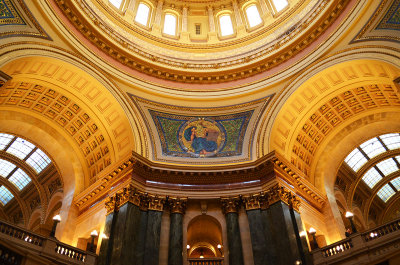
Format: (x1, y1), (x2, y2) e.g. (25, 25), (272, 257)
(312, 217), (400, 265)
(0, 220), (96, 265)
(188, 258), (223, 265)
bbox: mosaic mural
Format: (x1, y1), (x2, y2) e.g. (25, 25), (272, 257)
(0, 0), (25, 26)
(149, 110), (253, 158)
(377, 0), (400, 30)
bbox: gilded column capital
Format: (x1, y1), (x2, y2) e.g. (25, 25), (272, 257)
(266, 184), (300, 211)
(168, 197), (187, 214)
(242, 194), (261, 211)
(148, 195), (166, 211)
(118, 185), (142, 207)
(105, 195), (118, 215)
(221, 197), (241, 214)
(259, 192), (269, 210)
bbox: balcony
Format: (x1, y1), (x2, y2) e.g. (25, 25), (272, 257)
(0, 220), (96, 265)
(188, 257), (224, 265)
(312, 218), (400, 264)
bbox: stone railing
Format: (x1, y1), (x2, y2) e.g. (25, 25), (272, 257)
(0, 220), (96, 265)
(188, 257), (224, 265)
(312, 218), (400, 264)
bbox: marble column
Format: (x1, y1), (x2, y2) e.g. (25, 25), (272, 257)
(221, 197), (244, 265)
(243, 196), (268, 265)
(110, 187), (142, 265)
(262, 185), (303, 265)
(168, 198), (187, 265)
(290, 207), (312, 265)
(135, 196), (150, 265)
(98, 196), (118, 265)
(144, 195), (165, 265)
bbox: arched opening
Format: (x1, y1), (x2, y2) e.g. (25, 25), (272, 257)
(187, 215), (223, 259)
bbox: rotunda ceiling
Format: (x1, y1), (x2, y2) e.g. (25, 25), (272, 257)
(54, 0), (351, 85)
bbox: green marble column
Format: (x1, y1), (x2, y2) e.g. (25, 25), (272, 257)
(267, 200), (301, 265)
(168, 198), (186, 265)
(246, 209), (268, 265)
(168, 213), (183, 265)
(221, 197), (244, 265)
(143, 196), (165, 265)
(110, 202), (141, 265)
(290, 207), (312, 265)
(98, 211), (117, 265)
(135, 209), (148, 265)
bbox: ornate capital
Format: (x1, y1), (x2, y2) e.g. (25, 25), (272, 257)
(259, 192), (269, 210)
(118, 185), (142, 207)
(105, 195), (118, 215)
(242, 194), (260, 211)
(221, 197), (241, 214)
(168, 197), (187, 214)
(266, 184), (301, 211)
(148, 195), (166, 211)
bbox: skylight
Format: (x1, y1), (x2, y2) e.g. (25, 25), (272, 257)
(376, 158), (398, 176)
(8, 168), (31, 190)
(272, 0), (289, 13)
(26, 149), (51, 173)
(0, 159), (16, 178)
(7, 138), (35, 160)
(377, 183), (395, 202)
(163, 14), (177, 36)
(109, 0), (122, 8)
(344, 133), (400, 171)
(219, 15), (234, 36)
(0, 186), (14, 205)
(245, 5), (262, 28)
(391, 177), (400, 190)
(0, 133), (52, 173)
(344, 148), (368, 172)
(362, 167), (382, 188)
(0, 134), (14, 150)
(135, 3), (150, 26)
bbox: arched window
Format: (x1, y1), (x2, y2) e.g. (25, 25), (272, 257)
(163, 13), (177, 36)
(245, 5), (262, 28)
(135, 3), (150, 26)
(219, 14), (234, 36)
(271, 0), (288, 13)
(109, 0), (123, 9)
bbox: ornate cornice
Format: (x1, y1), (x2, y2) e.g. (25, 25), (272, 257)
(168, 197), (188, 214)
(53, 0), (350, 83)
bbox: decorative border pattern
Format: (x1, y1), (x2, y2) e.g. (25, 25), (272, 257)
(0, 0), (51, 40)
(377, 0), (400, 30)
(0, 0), (25, 25)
